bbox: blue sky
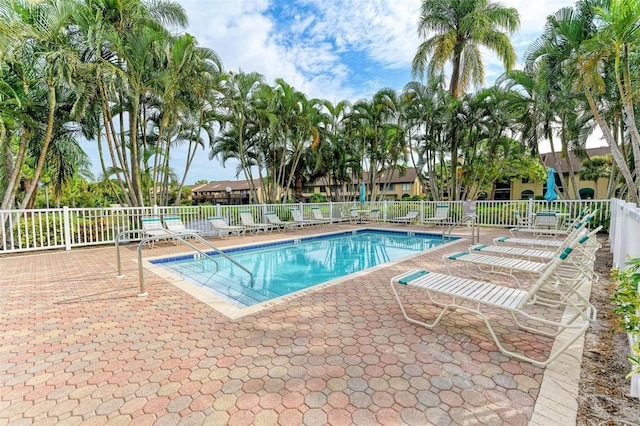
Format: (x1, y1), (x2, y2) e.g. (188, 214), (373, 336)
(85, 0), (580, 184)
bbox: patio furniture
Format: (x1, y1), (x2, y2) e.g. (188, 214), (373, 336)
(496, 212), (598, 249)
(469, 243), (556, 261)
(239, 210), (273, 233)
(423, 205), (449, 226)
(510, 210), (588, 237)
(290, 208), (319, 226)
(444, 226), (602, 289)
(207, 217), (246, 238)
(141, 217), (174, 247)
(163, 216), (201, 236)
(361, 208), (380, 223)
(390, 209), (419, 224)
(265, 212), (300, 231)
(310, 207), (335, 225)
(389, 234), (597, 367)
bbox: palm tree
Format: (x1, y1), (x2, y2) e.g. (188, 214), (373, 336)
(412, 0), (520, 98)
(402, 78), (449, 200)
(580, 0), (640, 202)
(211, 71), (265, 202)
(412, 0), (519, 200)
(579, 155), (611, 198)
(77, 0), (189, 206)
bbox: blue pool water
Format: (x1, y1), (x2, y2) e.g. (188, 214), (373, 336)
(152, 229), (449, 307)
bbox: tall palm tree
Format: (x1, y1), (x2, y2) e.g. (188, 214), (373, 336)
(580, 0), (640, 202)
(76, 0), (189, 206)
(412, 0), (520, 99)
(402, 78), (449, 200)
(412, 0), (519, 200)
(211, 70), (265, 201)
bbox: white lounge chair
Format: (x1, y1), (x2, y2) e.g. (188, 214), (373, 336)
(390, 235), (597, 367)
(310, 207), (334, 225)
(469, 243), (556, 261)
(163, 216), (201, 236)
(423, 205), (449, 226)
(348, 208), (361, 223)
(265, 212), (300, 231)
(141, 217), (174, 248)
(239, 210), (273, 233)
(495, 212), (597, 249)
(471, 216), (600, 263)
(290, 208), (318, 227)
(509, 210), (589, 237)
(207, 217), (246, 238)
(361, 208), (380, 223)
(445, 226), (602, 288)
(391, 209), (419, 224)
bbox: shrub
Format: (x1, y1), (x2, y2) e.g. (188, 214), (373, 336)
(611, 258), (640, 378)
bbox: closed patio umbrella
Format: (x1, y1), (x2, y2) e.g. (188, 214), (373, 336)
(544, 168), (558, 202)
(360, 182), (366, 205)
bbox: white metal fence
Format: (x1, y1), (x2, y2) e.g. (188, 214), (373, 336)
(1, 199), (611, 254)
(609, 198), (640, 268)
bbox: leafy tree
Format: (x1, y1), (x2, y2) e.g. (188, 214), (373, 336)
(579, 155), (611, 198)
(412, 0), (520, 199)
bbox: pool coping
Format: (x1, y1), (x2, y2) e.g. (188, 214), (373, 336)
(143, 227), (462, 319)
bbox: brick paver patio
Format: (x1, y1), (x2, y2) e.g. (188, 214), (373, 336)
(0, 223), (591, 425)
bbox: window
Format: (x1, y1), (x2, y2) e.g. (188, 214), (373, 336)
(579, 188), (594, 199)
(402, 183), (411, 191)
(379, 183), (395, 191)
(520, 190), (534, 200)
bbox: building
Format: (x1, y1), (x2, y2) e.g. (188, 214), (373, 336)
(302, 169), (425, 201)
(511, 146), (611, 200)
(188, 180), (263, 205)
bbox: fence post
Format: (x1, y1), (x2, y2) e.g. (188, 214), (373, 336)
(63, 206), (72, 251)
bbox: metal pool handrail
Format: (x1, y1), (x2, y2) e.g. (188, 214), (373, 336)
(115, 230), (254, 296)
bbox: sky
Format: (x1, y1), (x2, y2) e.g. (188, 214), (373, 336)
(85, 0), (585, 184)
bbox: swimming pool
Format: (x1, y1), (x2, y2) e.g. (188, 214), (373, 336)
(152, 229), (451, 309)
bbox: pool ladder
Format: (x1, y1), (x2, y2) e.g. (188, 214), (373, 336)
(115, 230), (253, 296)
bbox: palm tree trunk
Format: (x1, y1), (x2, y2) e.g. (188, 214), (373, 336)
(99, 78), (132, 206)
(584, 87), (639, 204)
(1, 130), (28, 210)
(128, 96), (143, 207)
(18, 85), (56, 209)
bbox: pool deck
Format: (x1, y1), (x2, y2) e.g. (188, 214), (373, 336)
(0, 223), (591, 425)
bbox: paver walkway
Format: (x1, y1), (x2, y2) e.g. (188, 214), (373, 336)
(0, 224), (590, 425)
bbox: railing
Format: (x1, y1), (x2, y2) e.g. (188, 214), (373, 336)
(1, 199), (611, 254)
(609, 202), (640, 399)
(113, 231), (254, 297)
(610, 198), (640, 268)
